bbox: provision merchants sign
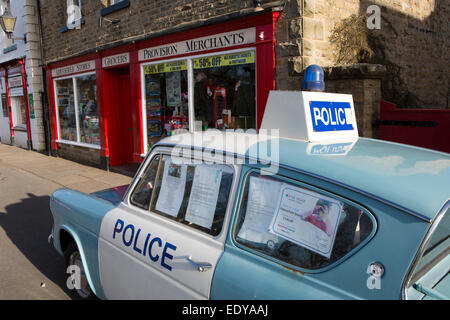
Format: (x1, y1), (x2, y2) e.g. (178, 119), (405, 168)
(138, 28), (256, 62)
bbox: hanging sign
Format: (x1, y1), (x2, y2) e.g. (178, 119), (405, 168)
(28, 93), (35, 119)
(52, 60), (96, 77)
(193, 51), (255, 69)
(8, 75), (23, 88)
(138, 27), (256, 62)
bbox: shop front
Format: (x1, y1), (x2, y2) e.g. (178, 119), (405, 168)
(0, 61), (32, 149)
(47, 12), (278, 172)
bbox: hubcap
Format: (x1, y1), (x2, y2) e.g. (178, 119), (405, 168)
(69, 251), (91, 298)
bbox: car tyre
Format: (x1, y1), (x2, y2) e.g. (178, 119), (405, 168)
(64, 240), (96, 300)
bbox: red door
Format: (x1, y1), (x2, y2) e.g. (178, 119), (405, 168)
(107, 67), (134, 167)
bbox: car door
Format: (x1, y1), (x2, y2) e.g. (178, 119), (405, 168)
(98, 149), (237, 299)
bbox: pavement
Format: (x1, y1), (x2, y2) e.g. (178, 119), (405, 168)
(0, 143), (132, 299)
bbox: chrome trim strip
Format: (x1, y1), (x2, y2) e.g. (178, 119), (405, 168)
(401, 199), (450, 300)
(153, 142), (432, 223)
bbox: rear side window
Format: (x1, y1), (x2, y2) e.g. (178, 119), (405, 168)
(234, 172), (375, 270)
(131, 154), (234, 236)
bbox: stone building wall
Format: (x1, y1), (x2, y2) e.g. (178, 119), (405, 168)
(39, 0), (260, 64)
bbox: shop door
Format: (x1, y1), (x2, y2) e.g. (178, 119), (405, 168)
(108, 68), (134, 167)
(0, 78), (11, 144)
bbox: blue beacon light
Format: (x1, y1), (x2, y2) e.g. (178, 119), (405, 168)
(302, 64), (325, 92)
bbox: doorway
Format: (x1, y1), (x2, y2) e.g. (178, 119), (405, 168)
(105, 67), (135, 169)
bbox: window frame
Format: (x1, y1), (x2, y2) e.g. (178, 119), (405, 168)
(402, 200), (450, 299)
(140, 47), (258, 155)
(125, 147), (240, 240)
(53, 71), (100, 149)
(231, 167), (378, 274)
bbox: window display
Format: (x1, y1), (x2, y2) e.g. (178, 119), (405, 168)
(2, 93), (9, 118)
(56, 78), (76, 141)
(76, 75), (100, 145)
(55, 73), (99, 145)
(142, 50), (256, 151)
(11, 96), (27, 127)
(144, 60), (189, 150)
(193, 50), (256, 131)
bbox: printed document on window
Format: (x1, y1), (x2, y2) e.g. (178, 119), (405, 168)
(185, 165), (223, 230)
(155, 160), (187, 217)
(269, 184), (342, 258)
(238, 176), (282, 244)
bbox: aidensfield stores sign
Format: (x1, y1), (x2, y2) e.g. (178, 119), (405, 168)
(138, 28), (256, 62)
(52, 60), (96, 77)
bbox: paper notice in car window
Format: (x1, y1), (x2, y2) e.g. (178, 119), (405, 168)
(269, 184), (342, 258)
(155, 160), (187, 217)
(238, 176), (282, 244)
(185, 165), (223, 230)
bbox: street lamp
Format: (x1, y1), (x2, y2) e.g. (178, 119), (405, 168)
(0, 6), (26, 43)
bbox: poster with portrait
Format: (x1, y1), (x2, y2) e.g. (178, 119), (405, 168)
(268, 184), (342, 258)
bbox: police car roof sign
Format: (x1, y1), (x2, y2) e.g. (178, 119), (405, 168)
(261, 91), (359, 142)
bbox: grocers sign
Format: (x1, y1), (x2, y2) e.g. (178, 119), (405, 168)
(138, 27), (256, 62)
(102, 53), (130, 68)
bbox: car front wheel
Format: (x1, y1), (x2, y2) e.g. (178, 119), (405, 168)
(64, 240), (95, 299)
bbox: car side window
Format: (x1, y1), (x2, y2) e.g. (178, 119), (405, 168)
(130, 154), (161, 210)
(234, 172), (374, 270)
(142, 155), (234, 236)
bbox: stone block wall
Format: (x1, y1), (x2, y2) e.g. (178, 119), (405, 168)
(39, 0), (260, 64)
(56, 142), (101, 168)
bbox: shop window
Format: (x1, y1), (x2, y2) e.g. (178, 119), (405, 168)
(10, 96), (26, 127)
(142, 50), (256, 151)
(234, 172), (375, 271)
(193, 50), (256, 131)
(55, 73), (100, 146)
(1, 93), (8, 118)
(144, 60), (189, 149)
(55, 78), (76, 141)
(76, 74), (100, 145)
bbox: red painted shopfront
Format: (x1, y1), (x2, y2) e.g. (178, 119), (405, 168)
(46, 12), (279, 170)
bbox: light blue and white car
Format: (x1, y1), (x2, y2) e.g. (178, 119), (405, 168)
(48, 84), (450, 300)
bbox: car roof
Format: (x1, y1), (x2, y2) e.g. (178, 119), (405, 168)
(156, 131), (450, 222)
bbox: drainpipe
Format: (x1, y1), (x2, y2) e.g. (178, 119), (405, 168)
(36, 0), (51, 155)
(4, 67), (14, 144)
(19, 58), (32, 150)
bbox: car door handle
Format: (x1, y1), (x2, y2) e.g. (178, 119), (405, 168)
(185, 257), (212, 272)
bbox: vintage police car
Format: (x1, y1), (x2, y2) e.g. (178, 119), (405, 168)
(48, 72), (449, 300)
